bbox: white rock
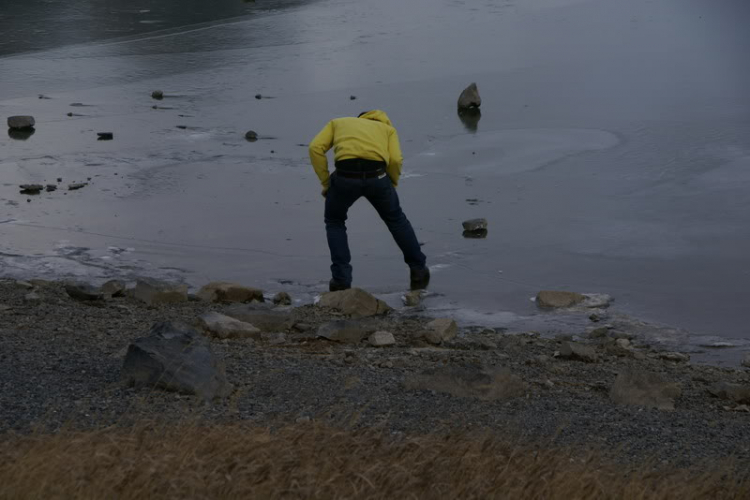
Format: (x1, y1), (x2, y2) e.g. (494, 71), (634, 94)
(369, 331), (396, 347)
(198, 311), (261, 340)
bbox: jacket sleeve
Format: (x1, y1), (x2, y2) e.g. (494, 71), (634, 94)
(309, 121), (334, 188)
(387, 127), (403, 187)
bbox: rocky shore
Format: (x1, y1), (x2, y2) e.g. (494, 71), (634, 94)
(1, 277), (749, 467)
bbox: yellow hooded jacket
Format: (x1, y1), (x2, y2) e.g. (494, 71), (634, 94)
(309, 110), (403, 190)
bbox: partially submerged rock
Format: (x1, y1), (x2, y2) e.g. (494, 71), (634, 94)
(402, 290), (422, 307)
(19, 184), (43, 195)
(121, 321), (231, 400)
(457, 83), (481, 109)
(151, 90), (164, 100)
(610, 369), (682, 410)
(462, 218), (488, 232)
(559, 342), (598, 363)
(197, 281), (264, 304)
(273, 291), (292, 306)
(406, 366), (526, 400)
(68, 183), (87, 191)
(132, 279), (188, 306)
(317, 288), (391, 317)
(536, 291), (586, 308)
(7, 116), (35, 130)
(198, 311), (260, 340)
(245, 130), (259, 141)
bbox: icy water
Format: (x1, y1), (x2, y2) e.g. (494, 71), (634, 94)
(1, 0), (749, 363)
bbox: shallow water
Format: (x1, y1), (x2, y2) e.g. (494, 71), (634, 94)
(1, 0), (749, 363)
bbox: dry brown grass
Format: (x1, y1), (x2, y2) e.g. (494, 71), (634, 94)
(0, 422), (747, 500)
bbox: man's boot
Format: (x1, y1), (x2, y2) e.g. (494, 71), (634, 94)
(410, 267), (430, 290)
(329, 279), (351, 292)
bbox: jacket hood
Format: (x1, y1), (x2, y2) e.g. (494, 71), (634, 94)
(359, 110), (393, 127)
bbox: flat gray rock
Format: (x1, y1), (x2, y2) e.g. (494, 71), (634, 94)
(223, 306), (294, 332)
(132, 279), (188, 306)
(317, 319), (381, 344)
(121, 321), (232, 400)
(198, 311), (261, 340)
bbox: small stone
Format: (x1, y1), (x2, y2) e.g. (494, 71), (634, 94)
(317, 319), (379, 344)
(616, 338), (631, 349)
(658, 352), (690, 363)
(369, 331), (396, 347)
(7, 116), (35, 130)
(65, 282), (104, 301)
(317, 288), (391, 317)
(273, 291), (292, 306)
(151, 90), (164, 100)
(46, 184), (57, 192)
(586, 326), (610, 339)
(261, 332), (287, 345)
(57, 178), (62, 183)
(632, 351), (647, 361)
(350, 95), (357, 100)
(255, 94), (262, 99)
(198, 312), (261, 340)
(559, 342), (598, 363)
(536, 291), (586, 308)
(19, 184), (44, 195)
(245, 130), (259, 141)
(610, 331), (635, 340)
(457, 83), (481, 109)
(462, 218), (488, 232)
(68, 183), (87, 190)
(422, 318), (458, 345)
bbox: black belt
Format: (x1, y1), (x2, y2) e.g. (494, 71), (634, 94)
(336, 168), (386, 179)
(335, 158), (386, 171)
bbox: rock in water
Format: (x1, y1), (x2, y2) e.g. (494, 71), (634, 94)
(132, 279), (188, 305)
(198, 311), (261, 340)
(65, 282), (104, 302)
(462, 218), (488, 232)
(402, 290), (422, 307)
(7, 116), (35, 130)
(121, 321), (232, 400)
(317, 288), (391, 317)
(97, 132), (114, 140)
(151, 90), (164, 100)
(536, 291), (586, 308)
(68, 183), (87, 191)
(273, 291), (292, 306)
(406, 366), (526, 400)
(245, 130), (259, 141)
(610, 369), (682, 410)
(197, 281), (264, 304)
(19, 184), (43, 195)
(457, 83), (481, 109)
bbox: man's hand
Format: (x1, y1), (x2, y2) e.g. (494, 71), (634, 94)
(321, 186), (329, 197)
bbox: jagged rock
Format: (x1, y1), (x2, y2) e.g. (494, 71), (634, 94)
(65, 282), (104, 302)
(198, 311), (261, 340)
(457, 83), (481, 109)
(132, 279), (188, 305)
(406, 366), (525, 400)
(369, 331), (396, 347)
(121, 321), (231, 400)
(317, 319), (380, 344)
(151, 90), (164, 100)
(7, 116), (35, 130)
(197, 281), (264, 304)
(559, 342), (598, 362)
(708, 382), (750, 404)
(223, 306), (294, 332)
(536, 291), (586, 308)
(101, 280), (127, 298)
(610, 369), (681, 410)
(462, 218), (488, 232)
(422, 318), (458, 345)
(317, 288), (391, 317)
(19, 184), (43, 195)
(659, 352), (690, 363)
(273, 291), (292, 306)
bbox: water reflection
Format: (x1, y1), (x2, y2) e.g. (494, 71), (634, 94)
(8, 129), (35, 141)
(458, 108), (481, 133)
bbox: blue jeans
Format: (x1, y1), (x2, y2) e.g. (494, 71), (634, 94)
(324, 172), (427, 286)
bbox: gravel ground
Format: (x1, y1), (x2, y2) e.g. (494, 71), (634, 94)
(1, 279), (749, 467)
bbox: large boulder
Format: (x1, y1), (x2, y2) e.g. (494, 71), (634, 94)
(121, 321), (232, 400)
(405, 366), (526, 400)
(457, 83), (481, 109)
(132, 279), (188, 305)
(317, 319), (381, 344)
(222, 306), (294, 332)
(610, 369), (681, 410)
(198, 311), (261, 340)
(317, 288), (391, 317)
(197, 281), (264, 304)
(536, 291), (586, 308)
(7, 116), (35, 130)
(708, 382), (750, 404)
